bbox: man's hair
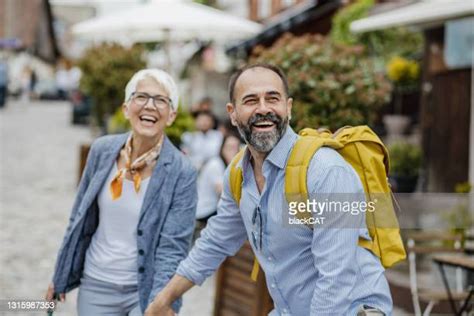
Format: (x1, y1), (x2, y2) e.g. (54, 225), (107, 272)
(228, 63), (290, 103)
(194, 109), (215, 120)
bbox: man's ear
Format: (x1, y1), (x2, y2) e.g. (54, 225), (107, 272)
(166, 111), (177, 126)
(122, 103), (129, 119)
(287, 97), (293, 120)
(226, 102), (238, 126)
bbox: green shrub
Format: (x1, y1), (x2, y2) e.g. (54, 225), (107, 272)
(78, 43), (146, 129)
(330, 0), (423, 61)
(165, 107), (195, 147)
(250, 33), (392, 131)
(388, 142), (422, 177)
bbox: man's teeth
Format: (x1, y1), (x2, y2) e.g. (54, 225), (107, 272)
(254, 121), (274, 127)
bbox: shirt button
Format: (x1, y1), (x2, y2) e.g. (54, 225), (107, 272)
(271, 283), (276, 288)
(138, 249), (144, 255)
(268, 257), (272, 261)
(137, 229), (143, 236)
(283, 308), (288, 313)
(138, 267), (145, 273)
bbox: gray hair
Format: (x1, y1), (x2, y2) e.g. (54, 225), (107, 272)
(124, 68), (179, 111)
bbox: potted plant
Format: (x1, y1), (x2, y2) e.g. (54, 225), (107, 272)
(383, 56), (420, 142)
(388, 142), (422, 192)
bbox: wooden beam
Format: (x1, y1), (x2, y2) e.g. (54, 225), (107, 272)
(271, 0), (282, 16)
(249, 0), (259, 21)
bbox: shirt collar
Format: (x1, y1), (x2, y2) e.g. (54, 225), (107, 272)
(239, 125), (298, 170)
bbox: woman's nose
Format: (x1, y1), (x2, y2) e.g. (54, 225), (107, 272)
(143, 98), (155, 110)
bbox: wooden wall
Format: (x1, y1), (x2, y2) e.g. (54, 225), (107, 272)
(420, 26), (471, 192)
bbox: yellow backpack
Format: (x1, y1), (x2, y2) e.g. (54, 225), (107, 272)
(229, 126), (406, 281)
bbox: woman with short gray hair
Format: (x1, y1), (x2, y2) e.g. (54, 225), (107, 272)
(46, 69), (197, 315)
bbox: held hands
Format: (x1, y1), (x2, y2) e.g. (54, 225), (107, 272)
(144, 299), (175, 316)
(144, 275), (194, 316)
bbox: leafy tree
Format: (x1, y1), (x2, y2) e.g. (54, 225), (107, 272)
(78, 43), (146, 129)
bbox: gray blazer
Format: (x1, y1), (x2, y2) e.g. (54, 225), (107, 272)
(52, 133), (197, 313)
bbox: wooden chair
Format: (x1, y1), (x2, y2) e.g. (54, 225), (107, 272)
(406, 231), (469, 316)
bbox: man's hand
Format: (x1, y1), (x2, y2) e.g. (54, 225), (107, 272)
(45, 282), (66, 302)
(145, 274), (194, 316)
(144, 300), (175, 316)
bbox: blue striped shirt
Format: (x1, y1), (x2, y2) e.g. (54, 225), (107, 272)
(176, 127), (393, 315)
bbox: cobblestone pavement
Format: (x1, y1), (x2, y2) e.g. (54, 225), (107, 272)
(0, 100), (214, 316)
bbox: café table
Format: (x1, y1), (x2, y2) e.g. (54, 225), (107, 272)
(432, 254), (474, 315)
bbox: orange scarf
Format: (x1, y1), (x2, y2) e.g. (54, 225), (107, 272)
(110, 134), (164, 200)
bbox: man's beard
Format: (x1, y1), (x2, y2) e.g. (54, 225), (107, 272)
(236, 112), (288, 153)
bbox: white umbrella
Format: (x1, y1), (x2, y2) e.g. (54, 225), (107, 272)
(71, 0), (262, 44)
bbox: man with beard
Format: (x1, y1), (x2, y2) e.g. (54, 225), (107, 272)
(145, 64), (392, 316)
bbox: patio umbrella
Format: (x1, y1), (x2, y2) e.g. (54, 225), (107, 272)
(71, 0), (262, 44)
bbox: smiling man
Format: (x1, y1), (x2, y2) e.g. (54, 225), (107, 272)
(145, 64), (393, 316)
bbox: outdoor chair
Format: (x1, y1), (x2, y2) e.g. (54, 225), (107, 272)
(406, 231), (469, 316)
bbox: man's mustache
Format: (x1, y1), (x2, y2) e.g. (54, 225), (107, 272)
(248, 113), (282, 127)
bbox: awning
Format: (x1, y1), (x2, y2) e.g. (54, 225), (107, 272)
(351, 0), (474, 33)
(227, 0), (342, 56)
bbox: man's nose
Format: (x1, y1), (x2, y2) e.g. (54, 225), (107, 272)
(255, 97), (272, 115)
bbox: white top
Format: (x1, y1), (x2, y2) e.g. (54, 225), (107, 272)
(84, 163), (150, 285)
(181, 130), (223, 170)
(196, 157), (225, 219)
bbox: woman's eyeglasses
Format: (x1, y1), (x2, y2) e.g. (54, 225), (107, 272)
(131, 92), (172, 110)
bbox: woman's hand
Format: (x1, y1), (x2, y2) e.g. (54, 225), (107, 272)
(45, 283), (66, 302)
(144, 300), (175, 316)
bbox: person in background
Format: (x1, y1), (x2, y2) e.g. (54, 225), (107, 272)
(0, 54), (8, 108)
(195, 131), (242, 222)
(181, 110), (223, 170)
(29, 69), (37, 99)
(191, 96), (219, 129)
(45, 68), (197, 315)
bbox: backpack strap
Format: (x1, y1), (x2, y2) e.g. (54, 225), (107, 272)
(228, 147), (262, 281)
(229, 147), (246, 206)
(285, 129), (343, 226)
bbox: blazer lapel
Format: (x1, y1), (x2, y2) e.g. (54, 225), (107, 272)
(139, 136), (173, 222)
(78, 133), (129, 215)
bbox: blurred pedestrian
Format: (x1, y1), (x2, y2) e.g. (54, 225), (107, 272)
(46, 68), (197, 315)
(191, 96), (219, 129)
(196, 131), (242, 222)
(191, 96), (213, 114)
(29, 69), (37, 99)
(181, 110), (223, 170)
(55, 63), (69, 100)
(0, 56), (8, 108)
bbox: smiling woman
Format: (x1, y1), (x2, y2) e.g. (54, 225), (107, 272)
(46, 69), (198, 315)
